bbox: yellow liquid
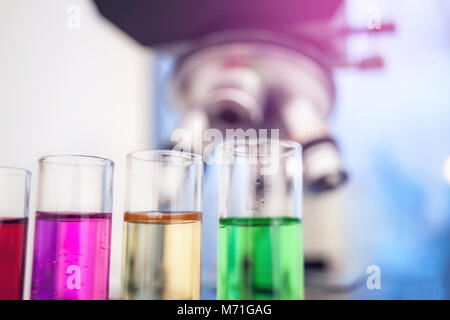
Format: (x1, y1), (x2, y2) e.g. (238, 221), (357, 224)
(121, 212), (202, 300)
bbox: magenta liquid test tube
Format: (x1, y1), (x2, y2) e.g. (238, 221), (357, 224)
(31, 155), (114, 300)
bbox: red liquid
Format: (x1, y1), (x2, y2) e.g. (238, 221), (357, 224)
(0, 218), (28, 300)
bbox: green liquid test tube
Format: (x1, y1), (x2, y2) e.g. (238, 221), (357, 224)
(217, 139), (304, 300)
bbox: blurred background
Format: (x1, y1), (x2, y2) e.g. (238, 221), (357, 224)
(0, 0), (449, 299)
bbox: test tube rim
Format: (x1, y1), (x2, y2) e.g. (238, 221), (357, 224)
(0, 166), (32, 177)
(127, 149), (204, 165)
(220, 138), (302, 158)
(38, 154), (114, 168)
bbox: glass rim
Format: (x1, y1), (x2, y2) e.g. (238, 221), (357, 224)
(221, 139), (302, 158)
(38, 154), (114, 168)
(0, 166), (32, 177)
(127, 149), (204, 165)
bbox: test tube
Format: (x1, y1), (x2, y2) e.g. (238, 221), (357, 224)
(121, 150), (203, 300)
(0, 167), (30, 300)
(217, 139), (304, 299)
(31, 155), (114, 300)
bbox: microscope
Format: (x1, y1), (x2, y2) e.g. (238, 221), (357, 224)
(94, 0), (393, 291)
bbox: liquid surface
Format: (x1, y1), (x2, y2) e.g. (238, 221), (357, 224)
(218, 217), (304, 300)
(0, 218), (28, 300)
(122, 211), (202, 300)
(31, 212), (112, 300)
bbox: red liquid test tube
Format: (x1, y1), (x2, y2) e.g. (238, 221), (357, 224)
(0, 166), (31, 300)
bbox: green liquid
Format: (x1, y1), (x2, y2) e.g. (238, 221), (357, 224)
(218, 217), (304, 300)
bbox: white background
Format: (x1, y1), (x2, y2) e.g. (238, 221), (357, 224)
(0, 0), (153, 298)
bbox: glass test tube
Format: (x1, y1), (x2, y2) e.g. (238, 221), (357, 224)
(0, 167), (31, 300)
(31, 155), (114, 300)
(121, 150), (203, 300)
(217, 139), (304, 300)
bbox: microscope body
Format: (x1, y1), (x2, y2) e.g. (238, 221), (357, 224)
(95, 0), (362, 289)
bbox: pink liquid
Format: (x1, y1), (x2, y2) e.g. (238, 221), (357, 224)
(31, 212), (112, 300)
